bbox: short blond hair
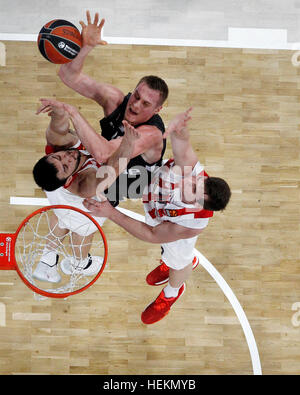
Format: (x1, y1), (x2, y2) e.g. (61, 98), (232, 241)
(136, 75), (169, 105)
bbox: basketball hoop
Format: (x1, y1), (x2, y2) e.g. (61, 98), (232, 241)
(0, 205), (108, 298)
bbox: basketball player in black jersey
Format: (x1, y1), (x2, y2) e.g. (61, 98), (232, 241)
(58, 11), (169, 206)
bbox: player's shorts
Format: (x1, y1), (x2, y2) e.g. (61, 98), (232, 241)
(144, 206), (202, 271)
(160, 236), (199, 270)
(45, 188), (106, 237)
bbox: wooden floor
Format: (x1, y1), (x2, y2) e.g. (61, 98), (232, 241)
(0, 41), (299, 375)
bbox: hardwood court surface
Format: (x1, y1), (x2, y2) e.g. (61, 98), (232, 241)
(0, 41), (299, 375)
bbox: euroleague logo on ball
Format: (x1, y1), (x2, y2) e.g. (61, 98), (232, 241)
(56, 40), (78, 57)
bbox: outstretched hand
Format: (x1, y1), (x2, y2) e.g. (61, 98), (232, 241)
(164, 107), (193, 139)
(80, 10), (108, 48)
(37, 98), (77, 117)
(83, 198), (113, 218)
(122, 120), (140, 144)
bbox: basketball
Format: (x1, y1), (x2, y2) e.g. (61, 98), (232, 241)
(37, 19), (82, 64)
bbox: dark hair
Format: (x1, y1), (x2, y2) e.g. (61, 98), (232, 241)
(136, 75), (169, 105)
(203, 177), (231, 211)
(33, 155), (67, 191)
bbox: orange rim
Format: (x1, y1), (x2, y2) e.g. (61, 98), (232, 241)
(13, 205), (108, 298)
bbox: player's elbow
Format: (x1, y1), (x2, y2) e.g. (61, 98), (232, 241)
(97, 150), (111, 164)
(94, 150), (111, 165)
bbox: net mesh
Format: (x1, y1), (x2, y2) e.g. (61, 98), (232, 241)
(14, 207), (106, 298)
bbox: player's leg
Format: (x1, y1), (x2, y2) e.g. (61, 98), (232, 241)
(141, 265), (191, 325)
(146, 255), (199, 286)
(141, 237), (198, 324)
(60, 231), (104, 276)
(166, 264), (193, 294)
(71, 231), (94, 260)
(33, 213), (68, 283)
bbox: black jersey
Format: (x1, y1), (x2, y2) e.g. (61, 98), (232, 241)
(100, 93), (166, 206)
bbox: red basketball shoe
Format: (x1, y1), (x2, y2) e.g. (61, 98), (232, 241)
(141, 283), (186, 324)
(146, 256), (199, 286)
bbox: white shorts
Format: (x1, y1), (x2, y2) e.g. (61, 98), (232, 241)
(161, 236), (199, 270)
(144, 208), (201, 270)
(45, 189), (106, 237)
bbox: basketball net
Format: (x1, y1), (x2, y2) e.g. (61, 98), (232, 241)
(0, 205), (107, 299)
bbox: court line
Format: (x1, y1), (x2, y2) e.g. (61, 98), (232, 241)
(279, 185), (298, 188)
(0, 42), (5, 66)
(193, 249), (262, 375)
(10, 197), (48, 205)
(9, 195), (262, 374)
(0, 27), (297, 50)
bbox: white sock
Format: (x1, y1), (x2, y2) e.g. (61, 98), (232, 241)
(163, 283), (181, 298)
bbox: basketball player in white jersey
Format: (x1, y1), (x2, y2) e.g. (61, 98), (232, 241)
(32, 98), (139, 283)
(83, 108), (231, 324)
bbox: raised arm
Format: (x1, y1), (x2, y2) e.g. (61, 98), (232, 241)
(39, 98), (164, 164)
(39, 98), (121, 162)
(76, 121), (140, 199)
(58, 10), (123, 115)
(36, 101), (78, 148)
(82, 198), (203, 243)
(67, 107), (163, 164)
(164, 108), (198, 171)
(95, 121), (141, 197)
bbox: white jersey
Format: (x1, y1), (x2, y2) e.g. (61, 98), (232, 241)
(45, 142), (106, 236)
(142, 159), (213, 270)
(143, 159), (213, 230)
